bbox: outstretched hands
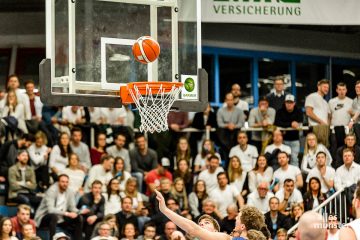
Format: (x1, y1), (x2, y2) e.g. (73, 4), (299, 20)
(154, 189), (167, 212)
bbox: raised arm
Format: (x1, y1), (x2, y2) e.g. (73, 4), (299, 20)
(154, 190), (230, 240)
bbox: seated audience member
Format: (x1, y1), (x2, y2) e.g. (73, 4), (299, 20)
(149, 178), (174, 216)
(334, 148), (360, 190)
(306, 151), (335, 195)
(193, 199), (221, 224)
(22, 223), (38, 240)
(115, 196), (139, 233)
(274, 94), (303, 167)
(62, 106), (86, 126)
(8, 150), (41, 210)
(216, 93), (245, 153)
(120, 222), (138, 240)
(11, 205), (36, 239)
(264, 129), (291, 170)
(273, 151), (303, 191)
(28, 131), (51, 191)
(130, 134), (158, 192)
(171, 137), (193, 171)
(248, 96), (276, 152)
(227, 156), (249, 197)
(70, 127), (91, 172)
(194, 139), (221, 174)
(170, 178), (190, 218)
(173, 159), (193, 194)
(224, 84), (249, 114)
(248, 155), (273, 193)
(61, 153), (86, 195)
(49, 132), (73, 180)
(229, 131), (259, 174)
(34, 174), (85, 239)
(138, 222), (157, 240)
(0, 133), (33, 182)
(120, 178), (144, 216)
(90, 221), (117, 240)
(90, 133), (107, 166)
(188, 180), (208, 219)
(302, 132), (332, 175)
(91, 214), (119, 240)
(275, 179), (303, 216)
(151, 198), (181, 235)
(0, 217), (18, 240)
(220, 204), (238, 234)
(103, 178), (122, 216)
(334, 133), (360, 169)
(246, 182), (274, 214)
(303, 177), (326, 211)
(78, 180), (105, 240)
(106, 133), (131, 172)
(290, 202), (304, 226)
(2, 90), (28, 133)
(167, 111), (189, 133)
(276, 228), (288, 240)
(112, 157), (131, 191)
(23, 80), (44, 128)
(145, 158), (173, 196)
(190, 103), (217, 156)
(198, 155), (224, 194)
(265, 197), (292, 239)
(158, 221), (177, 240)
(86, 155), (114, 192)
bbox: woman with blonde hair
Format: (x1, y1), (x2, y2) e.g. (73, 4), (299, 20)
(172, 137), (193, 170)
(302, 132), (332, 174)
(2, 90), (28, 134)
(290, 203), (304, 226)
(227, 156), (248, 197)
(171, 178), (190, 217)
(248, 155), (273, 193)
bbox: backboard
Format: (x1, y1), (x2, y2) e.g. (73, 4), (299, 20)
(40, 0), (208, 111)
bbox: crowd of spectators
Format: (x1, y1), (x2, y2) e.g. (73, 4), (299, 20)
(0, 74), (358, 240)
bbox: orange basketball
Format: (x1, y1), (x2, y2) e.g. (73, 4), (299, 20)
(132, 36), (160, 64)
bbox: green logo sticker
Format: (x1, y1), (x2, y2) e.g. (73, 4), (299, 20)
(184, 78), (195, 92)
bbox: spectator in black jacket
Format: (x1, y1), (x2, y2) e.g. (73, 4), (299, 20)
(274, 94), (303, 167)
(115, 196), (139, 234)
(0, 133), (33, 182)
(334, 133), (360, 169)
(265, 196), (292, 239)
(77, 180), (105, 240)
(303, 177), (326, 211)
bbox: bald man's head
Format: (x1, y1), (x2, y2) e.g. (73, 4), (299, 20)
(297, 211), (327, 240)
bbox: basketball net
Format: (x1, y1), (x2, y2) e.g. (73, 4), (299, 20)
(128, 83), (182, 133)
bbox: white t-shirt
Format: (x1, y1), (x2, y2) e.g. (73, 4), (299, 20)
(247, 191), (274, 214)
(334, 162), (360, 190)
(275, 188), (303, 207)
(328, 96), (352, 126)
(62, 106), (85, 124)
(306, 166), (335, 193)
(61, 168), (86, 193)
(229, 144), (259, 173)
(326, 230), (339, 240)
(345, 218), (360, 240)
(305, 92), (330, 126)
(223, 100), (249, 112)
(248, 167), (274, 193)
(209, 185), (240, 217)
(273, 165), (301, 189)
(102, 193), (122, 215)
(264, 143), (291, 155)
(198, 167), (224, 194)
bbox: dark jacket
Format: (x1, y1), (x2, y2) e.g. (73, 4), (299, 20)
(267, 92), (287, 111)
(303, 192), (326, 212)
(274, 104), (303, 141)
(115, 211), (139, 232)
(0, 140), (20, 178)
(265, 211), (292, 239)
(77, 192), (105, 221)
(334, 145), (360, 169)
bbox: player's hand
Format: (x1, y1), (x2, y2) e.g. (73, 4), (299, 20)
(154, 189), (167, 212)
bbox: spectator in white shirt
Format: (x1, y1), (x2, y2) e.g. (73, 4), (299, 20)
(248, 155), (273, 193)
(62, 106), (86, 126)
(49, 132), (73, 180)
(306, 151), (335, 194)
(86, 155), (115, 192)
(223, 84), (249, 115)
(61, 153), (85, 195)
(198, 155), (224, 195)
(209, 172), (244, 218)
(305, 79), (330, 126)
(273, 151), (303, 192)
(275, 179), (303, 216)
(229, 131), (258, 173)
(2, 90), (28, 133)
(334, 148), (360, 190)
(247, 182), (274, 214)
(227, 156), (248, 197)
(101, 107), (127, 126)
(70, 127), (91, 172)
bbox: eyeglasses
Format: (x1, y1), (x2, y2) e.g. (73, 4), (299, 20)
(100, 228), (111, 231)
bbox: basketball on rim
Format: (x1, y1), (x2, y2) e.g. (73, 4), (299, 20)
(132, 36), (160, 64)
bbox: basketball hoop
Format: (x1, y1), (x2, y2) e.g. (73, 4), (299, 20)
(120, 82), (183, 133)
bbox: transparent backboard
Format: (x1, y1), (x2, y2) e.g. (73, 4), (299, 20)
(40, 0), (207, 110)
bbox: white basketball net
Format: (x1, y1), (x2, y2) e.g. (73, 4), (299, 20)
(129, 83), (182, 133)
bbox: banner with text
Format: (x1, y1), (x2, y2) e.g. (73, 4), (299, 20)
(200, 0), (360, 25)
